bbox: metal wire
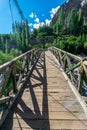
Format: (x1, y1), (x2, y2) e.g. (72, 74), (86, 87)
(9, 0), (14, 24)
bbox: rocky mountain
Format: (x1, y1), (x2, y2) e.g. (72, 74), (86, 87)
(51, 0), (87, 26)
(51, 0), (87, 33)
(81, 0), (87, 22)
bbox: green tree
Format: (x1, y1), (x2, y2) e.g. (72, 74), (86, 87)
(25, 20), (30, 48)
(82, 23), (87, 38)
(55, 8), (65, 35)
(37, 25), (53, 37)
(12, 20), (30, 52)
(5, 39), (9, 53)
(31, 28), (38, 38)
(1, 36), (5, 52)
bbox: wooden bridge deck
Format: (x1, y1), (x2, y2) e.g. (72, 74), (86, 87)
(1, 51), (87, 130)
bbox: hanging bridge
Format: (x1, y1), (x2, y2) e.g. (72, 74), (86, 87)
(0, 47), (87, 129)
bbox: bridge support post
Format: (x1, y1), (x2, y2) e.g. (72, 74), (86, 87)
(12, 63), (17, 94)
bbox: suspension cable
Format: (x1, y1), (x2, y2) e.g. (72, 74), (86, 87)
(9, 0), (14, 24)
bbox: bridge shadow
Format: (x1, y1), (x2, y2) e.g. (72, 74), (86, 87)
(1, 52), (50, 130)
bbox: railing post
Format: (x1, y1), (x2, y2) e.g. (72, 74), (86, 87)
(31, 50), (34, 65)
(12, 63), (17, 94)
(78, 73), (81, 93)
(26, 54), (29, 72)
(29, 52), (32, 69)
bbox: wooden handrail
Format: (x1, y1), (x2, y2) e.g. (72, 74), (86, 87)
(50, 47), (82, 61)
(0, 48), (42, 126)
(0, 48), (39, 70)
(49, 47), (87, 96)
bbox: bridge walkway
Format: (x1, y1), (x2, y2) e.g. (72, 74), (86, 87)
(1, 51), (87, 129)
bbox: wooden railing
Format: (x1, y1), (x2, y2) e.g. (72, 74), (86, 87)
(0, 48), (42, 126)
(49, 47), (87, 96)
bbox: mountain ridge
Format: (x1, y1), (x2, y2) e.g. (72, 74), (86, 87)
(51, 0), (87, 25)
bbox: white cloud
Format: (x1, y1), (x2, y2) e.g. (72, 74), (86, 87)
(28, 23), (33, 27)
(30, 28), (33, 32)
(66, 0), (69, 3)
(50, 14), (53, 19)
(50, 6), (60, 18)
(33, 24), (40, 29)
(29, 12), (37, 18)
(45, 19), (51, 26)
(35, 18), (40, 23)
(35, 14), (37, 18)
(29, 13), (34, 18)
(33, 22), (44, 29)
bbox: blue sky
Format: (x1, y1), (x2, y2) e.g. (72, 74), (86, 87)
(0, 0), (67, 34)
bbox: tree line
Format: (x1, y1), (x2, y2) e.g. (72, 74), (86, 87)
(0, 20), (30, 64)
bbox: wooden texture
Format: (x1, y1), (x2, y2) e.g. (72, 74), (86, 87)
(1, 51), (87, 130)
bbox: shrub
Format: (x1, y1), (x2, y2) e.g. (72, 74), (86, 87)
(10, 49), (22, 57)
(84, 42), (87, 52)
(45, 43), (53, 50)
(0, 51), (13, 65)
(54, 35), (84, 54)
